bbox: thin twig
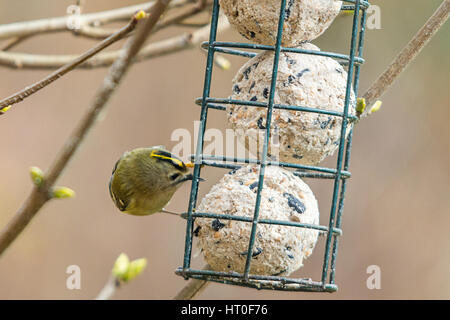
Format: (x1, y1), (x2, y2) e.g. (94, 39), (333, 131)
(96, 276), (120, 300)
(360, 0), (450, 118)
(174, 264), (211, 300)
(0, 2), (220, 113)
(155, 0), (209, 32)
(0, 0), (190, 39)
(1, 35), (32, 51)
(0, 17), (140, 113)
(0, 15), (229, 69)
(0, 2), (152, 39)
(72, 25), (120, 40)
(71, 0), (211, 40)
(0, 0), (171, 257)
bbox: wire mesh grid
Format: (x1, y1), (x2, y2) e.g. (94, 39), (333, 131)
(175, 0), (369, 292)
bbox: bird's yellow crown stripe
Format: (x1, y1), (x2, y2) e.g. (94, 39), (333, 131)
(150, 150), (184, 168)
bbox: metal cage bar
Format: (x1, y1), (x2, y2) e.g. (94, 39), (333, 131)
(177, 0), (369, 292)
(181, 0), (221, 271)
(320, 0), (362, 286)
(329, 4), (368, 285)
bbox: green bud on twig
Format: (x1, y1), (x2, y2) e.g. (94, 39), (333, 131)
(369, 100), (383, 114)
(340, 9), (354, 16)
(111, 253), (147, 283)
(52, 186), (76, 199)
(29, 166), (44, 187)
(356, 97), (366, 115)
(134, 10), (147, 20)
(0, 105), (11, 114)
(123, 258), (147, 282)
(200, 48), (231, 71)
(214, 55), (231, 71)
(112, 253), (130, 279)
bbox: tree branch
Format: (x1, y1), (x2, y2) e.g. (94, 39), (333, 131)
(0, 17), (140, 113)
(71, 0), (212, 40)
(157, 0), (209, 31)
(0, 0), (191, 39)
(360, 0), (450, 118)
(71, 25), (121, 40)
(0, 0), (172, 257)
(0, 15), (229, 70)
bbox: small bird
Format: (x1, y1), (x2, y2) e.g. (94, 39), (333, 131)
(109, 146), (195, 216)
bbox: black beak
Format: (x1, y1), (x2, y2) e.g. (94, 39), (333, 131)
(178, 174), (206, 183)
(180, 173), (194, 182)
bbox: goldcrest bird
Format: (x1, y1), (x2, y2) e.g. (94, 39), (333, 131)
(109, 146), (195, 216)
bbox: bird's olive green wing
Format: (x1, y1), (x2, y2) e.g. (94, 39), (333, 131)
(109, 155), (130, 212)
(109, 176), (129, 211)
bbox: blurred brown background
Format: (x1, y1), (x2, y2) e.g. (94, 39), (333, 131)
(0, 0), (449, 299)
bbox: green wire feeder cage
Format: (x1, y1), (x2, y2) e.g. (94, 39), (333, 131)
(176, 0), (369, 292)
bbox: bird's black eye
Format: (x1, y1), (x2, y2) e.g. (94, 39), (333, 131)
(170, 172), (181, 181)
